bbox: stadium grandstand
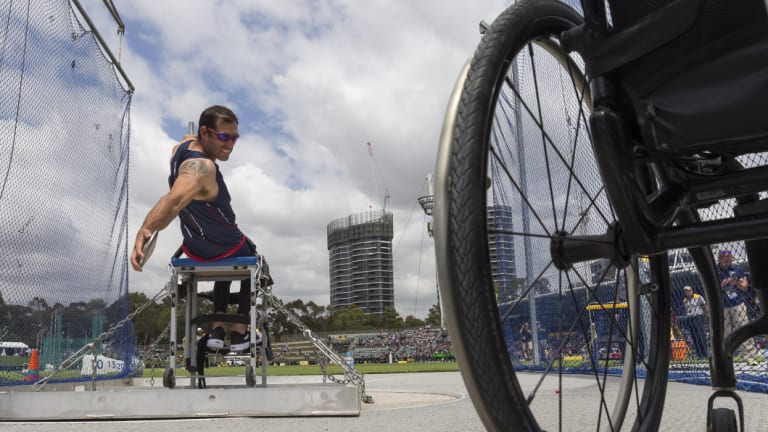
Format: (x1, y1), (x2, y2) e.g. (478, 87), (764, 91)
(265, 327), (454, 366)
(327, 326), (453, 364)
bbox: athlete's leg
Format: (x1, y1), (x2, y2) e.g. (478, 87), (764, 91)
(212, 280), (232, 330)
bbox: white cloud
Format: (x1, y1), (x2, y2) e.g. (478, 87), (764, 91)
(83, 0), (507, 318)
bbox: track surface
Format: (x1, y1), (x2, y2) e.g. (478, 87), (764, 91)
(2, 371), (766, 431)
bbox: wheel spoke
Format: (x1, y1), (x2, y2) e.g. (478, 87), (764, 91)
(527, 42), (561, 232)
(559, 60), (592, 234)
(500, 68), (612, 229)
(489, 146), (553, 237)
(439, 2), (669, 430)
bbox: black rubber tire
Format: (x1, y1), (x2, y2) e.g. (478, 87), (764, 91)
(708, 408), (738, 432)
(162, 367), (175, 389)
(439, 0), (670, 430)
(245, 365), (256, 387)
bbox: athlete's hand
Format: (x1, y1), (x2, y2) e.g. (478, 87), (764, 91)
(130, 228), (154, 271)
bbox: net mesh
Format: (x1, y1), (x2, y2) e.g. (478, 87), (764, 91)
(0, 0), (133, 385)
(488, 26), (768, 394)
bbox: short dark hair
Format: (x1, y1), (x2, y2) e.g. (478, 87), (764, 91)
(198, 105), (238, 134)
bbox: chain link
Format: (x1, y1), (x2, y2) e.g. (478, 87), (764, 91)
(139, 321), (171, 387)
(98, 281), (173, 343)
(260, 285), (374, 403)
(31, 277), (373, 403)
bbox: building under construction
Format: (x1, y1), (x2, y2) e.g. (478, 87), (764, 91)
(488, 205), (518, 301)
(327, 210), (394, 314)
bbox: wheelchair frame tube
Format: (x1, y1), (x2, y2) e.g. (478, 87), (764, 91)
(169, 272), (178, 374)
(249, 264), (259, 382)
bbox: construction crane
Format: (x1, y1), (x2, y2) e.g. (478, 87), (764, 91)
(367, 142), (390, 211)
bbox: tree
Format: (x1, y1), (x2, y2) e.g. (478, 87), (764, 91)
(1, 305), (34, 343)
(330, 305), (369, 331)
(114, 292), (169, 346)
(61, 302), (90, 340)
(269, 304), (298, 338)
(85, 298), (107, 317)
(403, 314), (424, 329)
(27, 297), (48, 311)
(380, 307), (403, 329)
(285, 299), (308, 317)
(425, 304), (441, 327)
(27, 297), (50, 337)
(299, 300), (328, 332)
(509, 277), (528, 301)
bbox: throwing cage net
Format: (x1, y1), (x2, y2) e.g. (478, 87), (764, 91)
(0, 0), (133, 385)
(488, 43), (768, 393)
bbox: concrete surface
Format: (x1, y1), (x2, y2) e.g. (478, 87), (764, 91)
(1, 371), (766, 431)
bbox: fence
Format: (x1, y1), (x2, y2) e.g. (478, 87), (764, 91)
(498, 245), (767, 392)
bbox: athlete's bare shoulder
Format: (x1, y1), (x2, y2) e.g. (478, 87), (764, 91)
(170, 144), (180, 161)
(171, 137), (198, 160)
(178, 158), (213, 177)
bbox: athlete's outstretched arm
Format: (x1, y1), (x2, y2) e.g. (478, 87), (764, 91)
(130, 158), (215, 271)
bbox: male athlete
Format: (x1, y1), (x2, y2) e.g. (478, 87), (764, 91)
(130, 105), (254, 351)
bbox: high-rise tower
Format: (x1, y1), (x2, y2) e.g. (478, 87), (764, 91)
(488, 205), (517, 302)
(327, 210), (394, 314)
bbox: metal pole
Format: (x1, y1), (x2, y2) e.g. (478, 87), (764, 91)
(420, 173), (444, 328)
(512, 60), (540, 365)
(436, 269), (445, 329)
(70, 0), (135, 91)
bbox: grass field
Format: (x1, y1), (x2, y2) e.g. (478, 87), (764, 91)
(142, 361), (459, 378)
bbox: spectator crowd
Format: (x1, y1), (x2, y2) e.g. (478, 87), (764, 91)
(329, 326), (453, 363)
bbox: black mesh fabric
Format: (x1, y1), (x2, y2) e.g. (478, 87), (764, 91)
(0, 0), (134, 384)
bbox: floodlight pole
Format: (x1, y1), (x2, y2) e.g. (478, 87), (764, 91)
(418, 173), (445, 329)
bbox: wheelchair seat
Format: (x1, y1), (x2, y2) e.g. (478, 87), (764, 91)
(165, 253), (270, 388)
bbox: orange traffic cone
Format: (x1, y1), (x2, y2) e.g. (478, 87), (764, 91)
(24, 349), (39, 382)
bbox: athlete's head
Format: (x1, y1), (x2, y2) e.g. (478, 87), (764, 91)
(198, 105), (239, 161)
(198, 105), (238, 133)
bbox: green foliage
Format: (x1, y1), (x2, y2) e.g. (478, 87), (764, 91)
(425, 304), (441, 327)
(266, 298), (424, 337)
(403, 314), (425, 328)
(380, 307), (403, 329)
(0, 296), (117, 348)
(0, 290), (431, 350)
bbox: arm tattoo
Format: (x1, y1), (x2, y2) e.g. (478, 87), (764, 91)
(178, 159), (209, 177)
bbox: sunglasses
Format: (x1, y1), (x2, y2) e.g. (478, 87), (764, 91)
(207, 127), (239, 143)
(719, 249), (732, 256)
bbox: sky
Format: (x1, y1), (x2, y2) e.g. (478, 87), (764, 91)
(81, 0), (509, 319)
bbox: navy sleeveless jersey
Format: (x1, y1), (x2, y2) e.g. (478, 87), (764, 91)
(169, 141), (245, 260)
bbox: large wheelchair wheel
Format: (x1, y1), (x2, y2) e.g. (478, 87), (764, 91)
(434, 0), (671, 430)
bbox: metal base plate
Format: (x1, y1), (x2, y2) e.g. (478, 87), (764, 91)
(0, 381), (361, 420)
